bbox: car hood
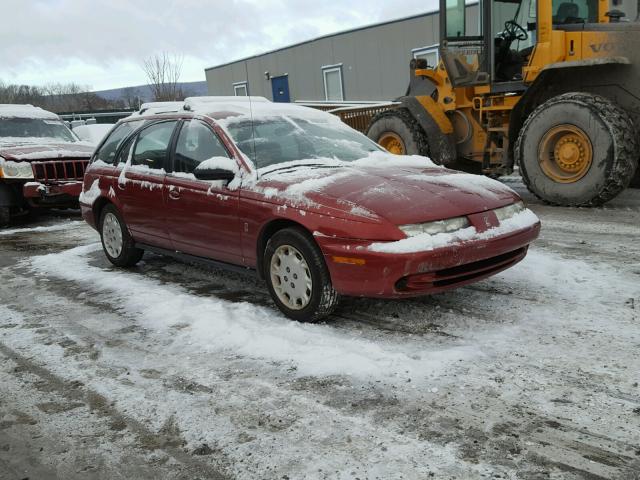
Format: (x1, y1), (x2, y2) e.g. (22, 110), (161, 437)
(0, 142), (94, 162)
(249, 159), (520, 225)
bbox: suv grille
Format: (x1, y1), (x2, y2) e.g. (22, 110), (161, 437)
(32, 160), (89, 182)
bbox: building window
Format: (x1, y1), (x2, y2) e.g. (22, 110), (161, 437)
(412, 45), (439, 68)
(322, 65), (344, 102)
(233, 81), (248, 96)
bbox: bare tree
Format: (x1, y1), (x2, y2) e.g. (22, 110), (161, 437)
(121, 86), (142, 109)
(0, 79), (126, 113)
(142, 52), (184, 102)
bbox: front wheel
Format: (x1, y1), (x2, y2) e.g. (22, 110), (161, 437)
(99, 204), (144, 267)
(516, 92), (639, 206)
(263, 228), (339, 322)
(0, 207), (10, 227)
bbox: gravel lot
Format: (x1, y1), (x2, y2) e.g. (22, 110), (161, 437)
(0, 180), (639, 480)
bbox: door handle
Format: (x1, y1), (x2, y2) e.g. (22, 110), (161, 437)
(169, 189), (180, 200)
(117, 181), (126, 191)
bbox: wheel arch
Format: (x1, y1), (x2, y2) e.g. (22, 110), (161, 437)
(0, 182), (22, 208)
(92, 196), (114, 229)
(256, 218), (315, 279)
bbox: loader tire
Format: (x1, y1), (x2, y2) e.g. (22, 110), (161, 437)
(515, 93), (638, 207)
(367, 108), (430, 157)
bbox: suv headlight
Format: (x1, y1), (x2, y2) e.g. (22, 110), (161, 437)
(399, 216), (471, 237)
(494, 201), (525, 221)
(0, 160), (34, 179)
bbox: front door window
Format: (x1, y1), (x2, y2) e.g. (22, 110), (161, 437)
(132, 121), (177, 170)
(174, 120), (231, 175)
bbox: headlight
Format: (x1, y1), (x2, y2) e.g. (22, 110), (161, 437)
(0, 160), (34, 179)
(494, 201), (525, 221)
(399, 216), (470, 237)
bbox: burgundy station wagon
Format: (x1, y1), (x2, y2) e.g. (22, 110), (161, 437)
(80, 97), (540, 321)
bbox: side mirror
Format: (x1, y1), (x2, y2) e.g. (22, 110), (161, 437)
(193, 167), (236, 182)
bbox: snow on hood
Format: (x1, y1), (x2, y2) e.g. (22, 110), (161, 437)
(0, 104), (59, 120)
(246, 152), (520, 225)
(0, 142), (94, 161)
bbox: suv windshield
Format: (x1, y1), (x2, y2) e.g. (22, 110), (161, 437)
(0, 117), (79, 143)
(224, 116), (381, 169)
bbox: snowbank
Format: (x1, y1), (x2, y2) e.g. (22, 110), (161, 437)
(0, 220), (85, 236)
(29, 244), (479, 381)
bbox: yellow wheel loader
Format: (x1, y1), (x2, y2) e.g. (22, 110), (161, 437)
(366, 0), (640, 205)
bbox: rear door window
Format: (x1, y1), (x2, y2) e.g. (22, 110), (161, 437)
(132, 121), (177, 171)
(174, 120), (230, 174)
(93, 120), (144, 165)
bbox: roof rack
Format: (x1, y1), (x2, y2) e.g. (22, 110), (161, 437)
(137, 101), (185, 116)
(184, 96), (270, 111)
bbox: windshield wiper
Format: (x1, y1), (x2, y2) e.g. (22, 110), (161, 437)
(260, 162), (344, 176)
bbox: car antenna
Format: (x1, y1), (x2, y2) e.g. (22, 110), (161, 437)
(244, 60), (258, 171)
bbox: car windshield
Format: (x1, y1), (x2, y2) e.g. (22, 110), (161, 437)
(224, 116), (382, 169)
(0, 117), (79, 143)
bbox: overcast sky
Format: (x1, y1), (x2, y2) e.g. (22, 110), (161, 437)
(0, 0), (438, 92)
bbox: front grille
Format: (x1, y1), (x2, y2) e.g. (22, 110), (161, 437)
(396, 247), (527, 292)
(31, 160), (89, 182)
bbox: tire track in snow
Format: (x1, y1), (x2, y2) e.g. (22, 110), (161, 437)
(26, 243), (480, 382)
(0, 337), (229, 480)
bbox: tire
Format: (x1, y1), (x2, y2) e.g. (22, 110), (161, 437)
(263, 228), (340, 322)
(366, 108), (430, 157)
(0, 207), (10, 227)
(99, 204), (144, 267)
(515, 92), (639, 206)
(366, 107), (479, 173)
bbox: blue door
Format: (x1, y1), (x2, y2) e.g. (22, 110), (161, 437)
(271, 76), (290, 103)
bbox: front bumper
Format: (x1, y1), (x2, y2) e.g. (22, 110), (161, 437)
(316, 221), (541, 298)
(23, 181), (83, 206)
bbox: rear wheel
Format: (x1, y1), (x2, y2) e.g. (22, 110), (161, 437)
(0, 207), (10, 227)
(99, 204), (144, 267)
(367, 108), (430, 157)
(516, 92), (638, 206)
(263, 228), (339, 322)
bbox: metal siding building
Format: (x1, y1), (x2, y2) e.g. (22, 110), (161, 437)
(205, 5), (480, 102)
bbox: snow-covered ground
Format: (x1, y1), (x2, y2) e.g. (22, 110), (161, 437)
(0, 183), (638, 479)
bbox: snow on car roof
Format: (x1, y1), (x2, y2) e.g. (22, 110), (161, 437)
(127, 96), (340, 125)
(0, 104), (60, 120)
(184, 96), (339, 124)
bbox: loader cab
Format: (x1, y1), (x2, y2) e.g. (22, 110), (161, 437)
(439, 0), (601, 89)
